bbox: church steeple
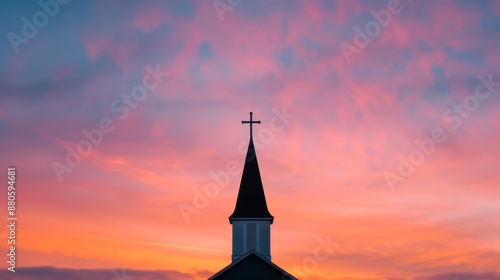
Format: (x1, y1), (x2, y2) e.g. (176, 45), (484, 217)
(208, 112), (298, 279)
(229, 112), (273, 262)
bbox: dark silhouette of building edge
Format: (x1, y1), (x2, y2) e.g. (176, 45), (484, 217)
(208, 112), (298, 280)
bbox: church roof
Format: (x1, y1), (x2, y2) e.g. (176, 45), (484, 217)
(229, 138), (274, 222)
(208, 250), (298, 280)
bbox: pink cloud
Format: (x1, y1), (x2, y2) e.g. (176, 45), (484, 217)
(134, 5), (164, 32)
(81, 36), (113, 61)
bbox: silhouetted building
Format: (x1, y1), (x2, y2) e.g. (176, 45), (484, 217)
(209, 112), (297, 280)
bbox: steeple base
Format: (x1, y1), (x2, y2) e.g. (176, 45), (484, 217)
(230, 218), (272, 262)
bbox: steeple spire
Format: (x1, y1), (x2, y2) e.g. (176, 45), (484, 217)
(230, 112), (273, 221)
(229, 112), (273, 262)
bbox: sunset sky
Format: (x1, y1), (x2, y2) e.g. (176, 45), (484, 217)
(1, 0), (500, 279)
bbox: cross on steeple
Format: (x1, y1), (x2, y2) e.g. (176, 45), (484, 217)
(242, 112), (261, 139)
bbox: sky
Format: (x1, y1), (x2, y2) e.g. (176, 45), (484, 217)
(0, 0), (500, 279)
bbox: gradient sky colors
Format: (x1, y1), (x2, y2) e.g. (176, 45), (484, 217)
(1, 0), (500, 279)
